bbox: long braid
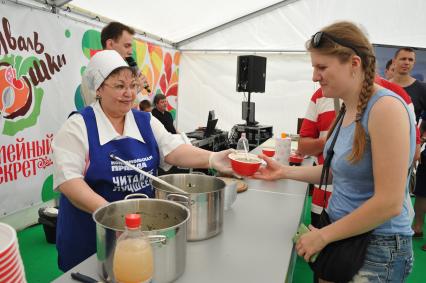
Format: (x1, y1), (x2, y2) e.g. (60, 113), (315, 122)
(348, 55), (376, 163)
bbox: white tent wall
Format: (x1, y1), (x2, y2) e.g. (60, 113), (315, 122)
(177, 52), (316, 135)
(179, 0), (426, 51)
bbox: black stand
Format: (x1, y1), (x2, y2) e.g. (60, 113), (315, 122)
(245, 92), (258, 126)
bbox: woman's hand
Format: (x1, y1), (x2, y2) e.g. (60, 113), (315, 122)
(296, 225), (328, 262)
(252, 154), (285, 180)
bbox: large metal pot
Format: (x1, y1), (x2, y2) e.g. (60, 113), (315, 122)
(93, 197), (190, 283)
(153, 174), (226, 241)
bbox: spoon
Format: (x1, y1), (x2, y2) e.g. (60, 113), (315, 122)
(109, 153), (189, 195)
(242, 140), (250, 161)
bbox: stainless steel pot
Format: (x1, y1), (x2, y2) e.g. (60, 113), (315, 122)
(153, 174), (226, 241)
(93, 197), (190, 283)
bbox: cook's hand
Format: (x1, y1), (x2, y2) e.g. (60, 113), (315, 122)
(209, 149), (236, 175)
(296, 225), (327, 262)
(252, 154), (285, 180)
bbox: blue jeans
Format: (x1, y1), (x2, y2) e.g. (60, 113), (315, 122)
(350, 234), (413, 283)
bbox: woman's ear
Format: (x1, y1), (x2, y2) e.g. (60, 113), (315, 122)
(351, 55), (362, 69)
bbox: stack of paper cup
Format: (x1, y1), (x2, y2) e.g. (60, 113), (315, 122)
(0, 223), (27, 283)
(275, 137), (291, 165)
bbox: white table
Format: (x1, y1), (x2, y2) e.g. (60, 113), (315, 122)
(53, 144), (311, 283)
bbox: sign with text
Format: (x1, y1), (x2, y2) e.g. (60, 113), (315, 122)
(0, 2), (180, 216)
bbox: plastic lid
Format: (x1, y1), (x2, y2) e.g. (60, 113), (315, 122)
(125, 214), (141, 228)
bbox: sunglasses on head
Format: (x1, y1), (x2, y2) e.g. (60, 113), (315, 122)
(311, 31), (362, 58)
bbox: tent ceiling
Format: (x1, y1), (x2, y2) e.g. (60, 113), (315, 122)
(68, 0), (426, 50)
(69, 0), (287, 44)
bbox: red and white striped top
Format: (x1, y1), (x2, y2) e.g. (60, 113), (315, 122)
(299, 88), (335, 214)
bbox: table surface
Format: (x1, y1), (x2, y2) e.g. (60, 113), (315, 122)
(53, 142), (310, 283)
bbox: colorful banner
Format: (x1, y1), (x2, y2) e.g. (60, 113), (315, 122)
(0, 2), (180, 216)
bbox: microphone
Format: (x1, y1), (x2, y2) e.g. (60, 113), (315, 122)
(125, 56), (151, 93)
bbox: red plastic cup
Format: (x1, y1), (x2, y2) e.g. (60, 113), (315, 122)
(0, 223), (16, 259)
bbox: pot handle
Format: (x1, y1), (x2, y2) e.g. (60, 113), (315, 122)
(148, 235), (167, 246)
(167, 193), (192, 206)
(124, 193), (149, 200)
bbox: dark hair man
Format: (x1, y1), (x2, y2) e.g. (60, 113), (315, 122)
(391, 47), (426, 122)
(384, 59), (394, 80)
(101, 22), (135, 59)
(139, 99), (153, 112)
(152, 94), (177, 134)
(391, 47), (426, 246)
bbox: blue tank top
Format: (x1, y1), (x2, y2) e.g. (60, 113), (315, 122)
(56, 107), (160, 271)
(325, 88), (416, 236)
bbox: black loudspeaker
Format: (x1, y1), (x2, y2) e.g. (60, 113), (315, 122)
(236, 55), (267, 93)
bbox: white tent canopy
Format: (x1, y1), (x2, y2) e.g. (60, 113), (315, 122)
(68, 0), (426, 134)
(70, 0), (426, 50)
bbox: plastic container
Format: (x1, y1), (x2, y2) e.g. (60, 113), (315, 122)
(275, 133), (291, 165)
(113, 214), (154, 283)
(38, 207), (58, 244)
(236, 133), (249, 152)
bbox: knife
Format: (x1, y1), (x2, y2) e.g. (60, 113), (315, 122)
(71, 272), (103, 283)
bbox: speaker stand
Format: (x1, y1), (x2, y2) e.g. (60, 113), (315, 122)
(245, 92), (258, 126)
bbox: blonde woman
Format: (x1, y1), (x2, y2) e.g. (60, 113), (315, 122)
(254, 22), (415, 282)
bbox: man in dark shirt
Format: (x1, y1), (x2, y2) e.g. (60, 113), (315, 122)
(391, 47), (426, 244)
(152, 93), (177, 134)
(391, 47), (426, 122)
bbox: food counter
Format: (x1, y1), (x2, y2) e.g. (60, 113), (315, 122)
(53, 144), (311, 283)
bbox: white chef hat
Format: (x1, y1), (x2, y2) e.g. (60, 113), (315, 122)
(81, 50), (130, 106)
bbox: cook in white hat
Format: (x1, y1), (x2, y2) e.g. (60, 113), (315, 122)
(52, 49), (235, 272)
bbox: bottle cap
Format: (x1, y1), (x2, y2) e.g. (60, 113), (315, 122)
(281, 132), (287, 138)
(125, 214), (141, 228)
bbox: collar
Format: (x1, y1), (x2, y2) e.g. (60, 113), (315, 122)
(154, 107), (165, 114)
(92, 101), (145, 145)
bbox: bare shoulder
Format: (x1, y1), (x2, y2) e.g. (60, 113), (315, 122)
(369, 92), (410, 135)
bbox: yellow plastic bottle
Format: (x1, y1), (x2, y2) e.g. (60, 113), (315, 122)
(113, 214), (154, 283)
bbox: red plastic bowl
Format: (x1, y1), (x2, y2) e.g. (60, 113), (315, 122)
(289, 154), (303, 165)
(228, 153), (262, 176)
(262, 147), (275, 157)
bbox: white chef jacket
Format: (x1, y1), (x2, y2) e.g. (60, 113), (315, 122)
(52, 101), (183, 190)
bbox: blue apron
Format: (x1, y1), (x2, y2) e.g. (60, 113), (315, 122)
(56, 107), (160, 272)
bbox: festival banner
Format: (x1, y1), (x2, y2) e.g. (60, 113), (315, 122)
(0, 2), (180, 216)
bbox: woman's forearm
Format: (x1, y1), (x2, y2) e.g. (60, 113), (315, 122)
(164, 144), (210, 168)
(282, 164), (327, 185)
(59, 178), (108, 213)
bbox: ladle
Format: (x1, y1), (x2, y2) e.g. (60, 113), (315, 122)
(109, 153), (189, 195)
